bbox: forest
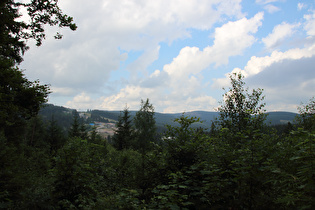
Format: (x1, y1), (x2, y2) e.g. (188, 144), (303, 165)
(1, 74), (315, 209)
(1, 1), (314, 209)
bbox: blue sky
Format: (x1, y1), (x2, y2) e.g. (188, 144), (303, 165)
(21, 0), (315, 113)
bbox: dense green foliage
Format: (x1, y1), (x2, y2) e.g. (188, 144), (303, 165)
(1, 78), (314, 209)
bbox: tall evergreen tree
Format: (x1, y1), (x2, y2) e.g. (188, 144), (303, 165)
(46, 115), (65, 153)
(69, 110), (80, 138)
(24, 116), (47, 148)
(112, 106), (134, 150)
(79, 123), (88, 140)
(89, 126), (98, 143)
(133, 99), (156, 153)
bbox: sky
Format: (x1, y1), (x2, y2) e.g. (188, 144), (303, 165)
(20, 0), (315, 113)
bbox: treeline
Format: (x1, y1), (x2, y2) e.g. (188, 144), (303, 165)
(1, 74), (314, 209)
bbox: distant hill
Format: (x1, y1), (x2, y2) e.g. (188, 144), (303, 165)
(265, 111), (298, 125)
(39, 104), (75, 133)
(153, 111), (298, 128)
(38, 104), (298, 132)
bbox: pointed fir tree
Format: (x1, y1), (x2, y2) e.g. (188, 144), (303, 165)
(112, 106), (134, 150)
(79, 123), (88, 140)
(133, 99), (156, 153)
(47, 115), (65, 153)
(69, 110), (80, 138)
(89, 126), (98, 143)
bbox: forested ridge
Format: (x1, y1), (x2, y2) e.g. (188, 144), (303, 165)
(1, 1), (314, 209)
(38, 103), (298, 133)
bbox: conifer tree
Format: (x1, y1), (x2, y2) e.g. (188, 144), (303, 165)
(112, 106), (134, 150)
(133, 99), (156, 153)
(79, 123), (88, 140)
(69, 111), (80, 138)
(47, 115), (65, 153)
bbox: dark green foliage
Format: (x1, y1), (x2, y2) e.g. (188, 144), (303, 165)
(68, 110), (88, 139)
(164, 115), (209, 171)
(0, 1), (28, 64)
(0, 64), (50, 143)
(53, 138), (100, 208)
(112, 107), (135, 150)
(90, 110), (119, 122)
(39, 104), (74, 132)
(89, 126), (103, 144)
(265, 128), (315, 208)
(68, 110), (80, 138)
(1, 0), (76, 143)
(46, 115), (66, 153)
(271, 122), (296, 136)
(0, 131), (54, 209)
(133, 98), (157, 153)
(24, 116), (48, 148)
(79, 123), (88, 140)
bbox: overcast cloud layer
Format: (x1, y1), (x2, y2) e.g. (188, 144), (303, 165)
(21, 0), (315, 113)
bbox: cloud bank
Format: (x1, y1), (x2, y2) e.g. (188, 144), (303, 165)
(20, 1), (315, 113)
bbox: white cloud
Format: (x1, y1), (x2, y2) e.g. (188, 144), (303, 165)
(99, 85), (157, 111)
(213, 42), (315, 112)
(22, 0), (244, 107)
(264, 4), (280, 13)
(262, 22), (299, 49)
(304, 10), (315, 37)
(255, 0), (282, 4)
(298, 3), (306, 11)
(51, 87), (76, 96)
(163, 12), (264, 78)
(66, 92), (96, 110)
(61, 0), (244, 47)
(255, 0), (284, 13)
(92, 12), (263, 112)
(18, 0), (314, 114)
(211, 12), (264, 65)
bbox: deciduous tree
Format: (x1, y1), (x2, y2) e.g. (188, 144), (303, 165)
(297, 96), (315, 131)
(1, 0), (77, 64)
(217, 73), (266, 137)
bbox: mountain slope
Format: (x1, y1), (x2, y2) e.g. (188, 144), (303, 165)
(39, 104), (298, 131)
